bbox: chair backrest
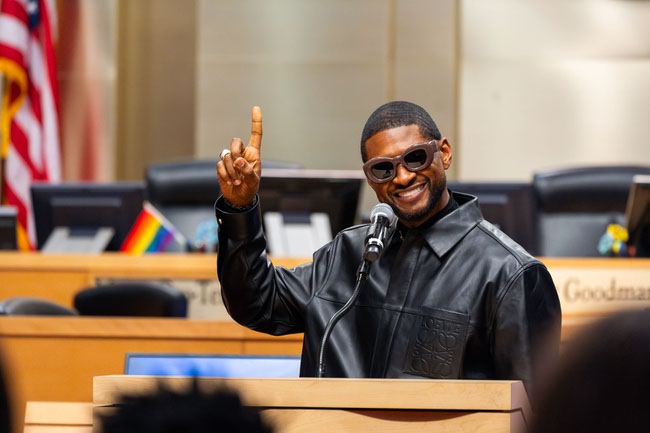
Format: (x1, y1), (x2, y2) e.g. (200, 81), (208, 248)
(73, 282), (188, 317)
(0, 297), (77, 316)
(145, 159), (300, 245)
(447, 181), (537, 254)
(533, 165), (650, 256)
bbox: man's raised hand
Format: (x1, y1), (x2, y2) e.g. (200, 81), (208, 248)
(216, 106), (263, 207)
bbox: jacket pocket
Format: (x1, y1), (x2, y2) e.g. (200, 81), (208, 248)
(402, 307), (470, 379)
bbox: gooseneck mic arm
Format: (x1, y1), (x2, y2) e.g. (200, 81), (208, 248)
(315, 203), (396, 378)
(316, 260), (371, 378)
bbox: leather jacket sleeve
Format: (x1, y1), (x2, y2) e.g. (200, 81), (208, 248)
(491, 263), (562, 399)
(215, 196), (318, 335)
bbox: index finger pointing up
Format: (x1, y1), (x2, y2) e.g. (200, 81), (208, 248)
(249, 106), (263, 150)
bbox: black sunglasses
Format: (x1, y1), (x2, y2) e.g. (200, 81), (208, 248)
(363, 140), (438, 184)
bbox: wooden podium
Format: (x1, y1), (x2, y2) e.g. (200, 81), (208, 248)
(93, 375), (531, 433)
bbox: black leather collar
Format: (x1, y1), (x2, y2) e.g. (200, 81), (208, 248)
(421, 192), (484, 258)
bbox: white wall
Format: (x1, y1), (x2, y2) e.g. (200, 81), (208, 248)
(195, 0), (458, 214)
(192, 0), (650, 210)
(459, 0), (650, 181)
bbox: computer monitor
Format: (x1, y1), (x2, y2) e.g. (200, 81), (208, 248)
(447, 181), (537, 254)
(259, 169), (364, 233)
(31, 182), (145, 251)
(0, 206), (17, 250)
(258, 169), (365, 256)
(124, 353), (301, 378)
(625, 175), (650, 257)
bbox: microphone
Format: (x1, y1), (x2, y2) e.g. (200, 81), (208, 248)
(364, 203), (397, 262)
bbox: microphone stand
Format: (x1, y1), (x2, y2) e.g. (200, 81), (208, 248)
(315, 259), (371, 378)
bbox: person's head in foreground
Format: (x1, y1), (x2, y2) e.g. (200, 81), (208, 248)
(0, 350), (11, 433)
(531, 308), (650, 433)
(99, 381), (274, 433)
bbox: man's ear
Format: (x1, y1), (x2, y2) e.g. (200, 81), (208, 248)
(439, 137), (452, 170)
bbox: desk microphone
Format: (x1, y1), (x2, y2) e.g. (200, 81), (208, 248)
(364, 203), (397, 262)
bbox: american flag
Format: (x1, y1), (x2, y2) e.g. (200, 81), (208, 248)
(0, 0), (61, 250)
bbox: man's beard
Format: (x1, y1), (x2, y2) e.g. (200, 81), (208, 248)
(391, 175), (447, 223)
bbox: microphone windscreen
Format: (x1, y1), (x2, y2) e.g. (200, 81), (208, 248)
(370, 203), (397, 225)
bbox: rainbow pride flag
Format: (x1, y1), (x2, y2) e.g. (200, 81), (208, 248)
(120, 202), (184, 254)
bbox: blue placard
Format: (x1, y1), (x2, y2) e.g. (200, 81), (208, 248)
(124, 353), (301, 378)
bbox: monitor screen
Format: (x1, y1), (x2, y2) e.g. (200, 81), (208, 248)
(0, 206), (17, 250)
(31, 182), (145, 251)
(626, 175), (650, 257)
(124, 353), (301, 378)
(259, 169), (364, 234)
(447, 181), (537, 255)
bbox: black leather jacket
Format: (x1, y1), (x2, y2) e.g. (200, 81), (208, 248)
(216, 192), (561, 396)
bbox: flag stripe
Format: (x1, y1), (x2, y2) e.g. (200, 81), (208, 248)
(1, 1), (28, 28)
(122, 211), (158, 253)
(9, 119), (40, 176)
(145, 228), (173, 253)
(129, 216), (161, 254)
(120, 210), (152, 251)
(0, 44), (25, 68)
(39, 0), (60, 109)
(13, 99), (44, 172)
(5, 146), (33, 207)
(27, 37), (46, 96)
(8, 0), (29, 9)
(5, 147), (36, 242)
(44, 0), (57, 40)
(0, 15), (29, 55)
(40, 65), (60, 179)
(26, 38), (45, 124)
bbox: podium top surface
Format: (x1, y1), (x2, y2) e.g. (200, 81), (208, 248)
(94, 375), (531, 413)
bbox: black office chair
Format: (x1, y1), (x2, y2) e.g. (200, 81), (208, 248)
(145, 159), (300, 247)
(532, 165), (650, 257)
(0, 297), (77, 316)
(73, 282), (188, 317)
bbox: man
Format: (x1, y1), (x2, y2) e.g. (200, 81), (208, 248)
(215, 101), (561, 397)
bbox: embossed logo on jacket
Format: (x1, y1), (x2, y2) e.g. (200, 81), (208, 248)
(403, 307), (470, 379)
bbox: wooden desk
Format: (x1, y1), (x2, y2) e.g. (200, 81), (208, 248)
(0, 317), (302, 433)
(93, 376), (531, 433)
(1, 253), (649, 430)
(1, 253), (648, 320)
(542, 257), (650, 341)
(0, 253), (309, 320)
(542, 257), (650, 315)
(24, 402), (94, 433)
(24, 378), (531, 433)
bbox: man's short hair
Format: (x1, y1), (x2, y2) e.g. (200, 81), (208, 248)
(360, 101), (441, 162)
(99, 381), (273, 433)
